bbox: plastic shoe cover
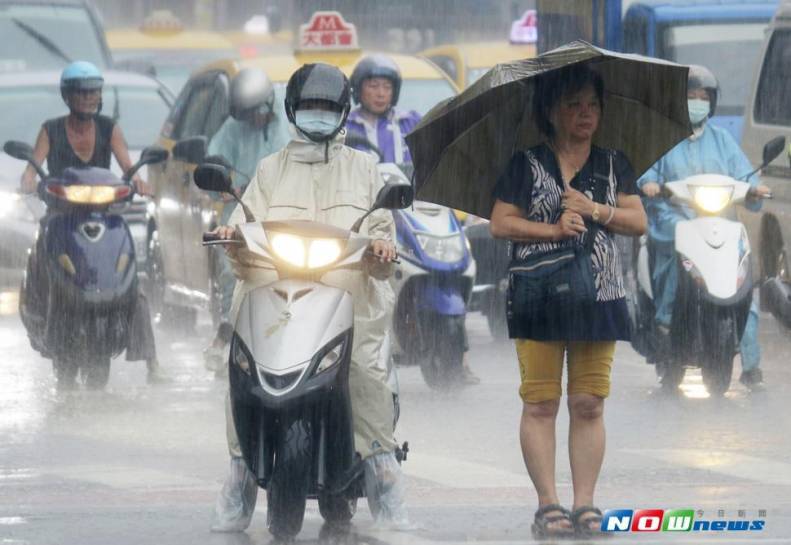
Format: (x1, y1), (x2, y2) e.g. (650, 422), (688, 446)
(363, 451), (411, 529)
(203, 345), (226, 373)
(210, 456), (259, 532)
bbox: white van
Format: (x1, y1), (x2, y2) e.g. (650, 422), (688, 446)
(741, 0), (791, 327)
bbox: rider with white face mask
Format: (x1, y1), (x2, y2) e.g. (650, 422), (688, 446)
(637, 64), (771, 390)
(209, 63), (409, 532)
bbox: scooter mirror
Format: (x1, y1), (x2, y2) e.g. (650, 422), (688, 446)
(374, 182), (414, 211)
(350, 183), (414, 234)
(204, 154), (232, 170)
(4, 140), (48, 180)
(172, 136), (207, 164)
(194, 163), (234, 193)
(762, 136), (786, 167)
(3, 140), (34, 162)
(139, 145), (169, 166)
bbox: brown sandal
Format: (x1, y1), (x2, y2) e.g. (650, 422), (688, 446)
(531, 504), (575, 538)
(571, 506), (608, 538)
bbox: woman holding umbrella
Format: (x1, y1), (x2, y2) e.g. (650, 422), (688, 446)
(406, 41), (689, 538)
(489, 65), (646, 537)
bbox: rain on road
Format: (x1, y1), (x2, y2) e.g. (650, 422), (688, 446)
(2, 304), (791, 545)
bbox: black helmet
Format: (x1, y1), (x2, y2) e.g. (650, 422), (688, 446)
(285, 63), (351, 142)
(229, 68), (275, 121)
(688, 64), (719, 118)
(350, 54), (402, 107)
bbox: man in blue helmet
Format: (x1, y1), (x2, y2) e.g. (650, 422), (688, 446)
(19, 61), (164, 384)
(345, 55), (422, 165)
(637, 64), (770, 391)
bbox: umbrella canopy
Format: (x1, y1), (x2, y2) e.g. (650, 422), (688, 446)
(406, 40), (691, 219)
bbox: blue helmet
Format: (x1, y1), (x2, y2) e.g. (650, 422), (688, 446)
(60, 61), (104, 100)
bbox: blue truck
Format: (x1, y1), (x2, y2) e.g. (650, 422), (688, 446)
(536, 0), (778, 140)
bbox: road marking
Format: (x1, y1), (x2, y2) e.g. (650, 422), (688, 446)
(403, 453), (528, 489)
(622, 448), (791, 486)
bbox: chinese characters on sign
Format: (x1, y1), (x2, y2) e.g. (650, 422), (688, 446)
(298, 11), (359, 51)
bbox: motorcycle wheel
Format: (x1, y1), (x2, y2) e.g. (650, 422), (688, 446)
(318, 491), (357, 525)
(702, 316), (735, 396)
(52, 358), (78, 390)
(419, 316), (464, 390)
(82, 358), (111, 390)
(267, 420), (311, 540)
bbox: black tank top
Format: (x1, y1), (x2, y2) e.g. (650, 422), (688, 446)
(43, 115), (115, 177)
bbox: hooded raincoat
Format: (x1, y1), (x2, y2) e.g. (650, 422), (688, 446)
(225, 130), (398, 460)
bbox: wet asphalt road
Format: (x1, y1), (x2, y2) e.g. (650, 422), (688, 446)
(1, 301), (791, 545)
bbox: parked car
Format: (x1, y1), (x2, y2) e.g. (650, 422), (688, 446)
(0, 70), (174, 290)
(740, 0), (791, 327)
(146, 11), (460, 332)
(0, 0), (111, 72)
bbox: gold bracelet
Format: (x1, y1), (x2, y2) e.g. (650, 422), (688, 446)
(602, 205), (616, 226)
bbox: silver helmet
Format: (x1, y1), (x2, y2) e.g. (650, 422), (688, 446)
(229, 68), (275, 121)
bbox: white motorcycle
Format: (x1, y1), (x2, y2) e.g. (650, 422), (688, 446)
(194, 163), (412, 540)
(627, 137), (785, 395)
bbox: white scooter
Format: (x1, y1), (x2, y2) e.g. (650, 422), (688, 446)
(194, 164), (412, 540)
(627, 137), (785, 395)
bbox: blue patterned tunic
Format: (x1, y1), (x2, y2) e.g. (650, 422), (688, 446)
(494, 144), (638, 341)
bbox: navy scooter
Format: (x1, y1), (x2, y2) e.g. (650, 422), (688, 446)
(4, 140), (167, 388)
(389, 188), (476, 389)
(343, 134), (476, 389)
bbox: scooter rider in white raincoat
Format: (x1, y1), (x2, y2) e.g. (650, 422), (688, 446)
(210, 63), (409, 532)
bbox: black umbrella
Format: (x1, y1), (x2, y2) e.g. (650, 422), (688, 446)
(405, 40), (691, 219)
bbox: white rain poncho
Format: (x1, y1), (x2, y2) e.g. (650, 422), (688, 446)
(226, 130), (399, 460)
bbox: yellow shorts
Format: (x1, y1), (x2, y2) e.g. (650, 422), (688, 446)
(515, 339), (616, 403)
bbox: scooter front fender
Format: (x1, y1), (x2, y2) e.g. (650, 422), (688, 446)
(675, 218), (750, 301)
(235, 279), (354, 375)
(43, 211), (137, 305)
(416, 283), (466, 315)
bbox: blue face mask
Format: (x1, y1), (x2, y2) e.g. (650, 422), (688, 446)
(295, 109), (341, 137)
(688, 98), (710, 125)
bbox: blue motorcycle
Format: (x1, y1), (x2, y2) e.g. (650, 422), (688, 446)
(4, 140), (167, 388)
(385, 166), (476, 389)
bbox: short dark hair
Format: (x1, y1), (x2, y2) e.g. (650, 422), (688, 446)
(533, 64), (604, 138)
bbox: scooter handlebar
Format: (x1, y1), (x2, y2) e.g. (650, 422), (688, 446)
(747, 187), (773, 200)
(202, 232), (242, 246)
(364, 248), (400, 265)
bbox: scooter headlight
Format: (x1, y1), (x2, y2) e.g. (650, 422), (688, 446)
(308, 239), (342, 268)
(47, 184), (132, 205)
(270, 233), (342, 269)
(690, 185), (733, 213)
(415, 233), (465, 263)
